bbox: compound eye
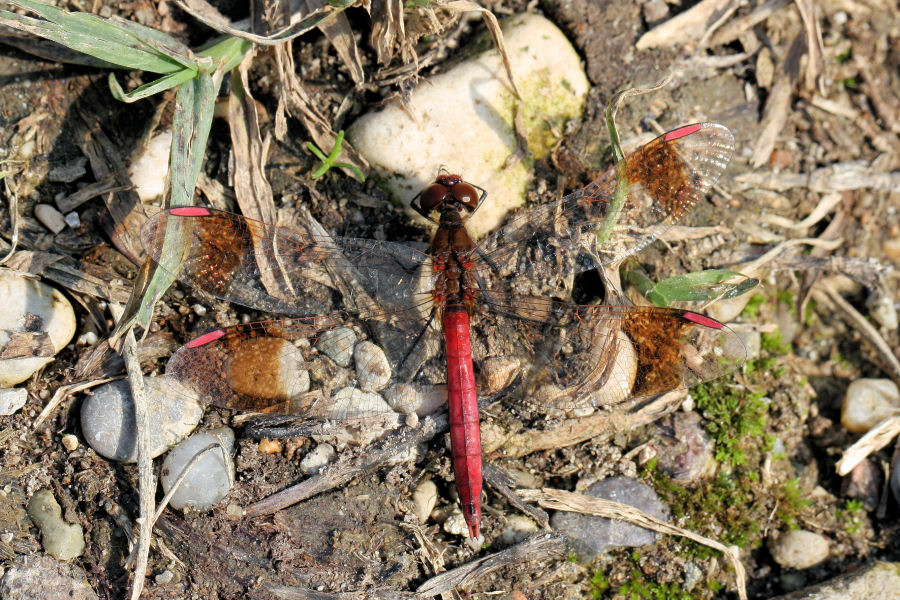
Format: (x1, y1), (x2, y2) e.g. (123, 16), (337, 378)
(450, 182), (480, 211)
(416, 183), (449, 214)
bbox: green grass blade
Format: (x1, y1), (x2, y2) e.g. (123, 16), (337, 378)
(109, 69), (196, 103)
(1, 1), (192, 73)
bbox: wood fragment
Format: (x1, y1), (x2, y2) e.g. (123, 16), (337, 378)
(55, 175), (127, 213)
(487, 391), (684, 459)
(416, 532), (569, 596)
(0, 330), (55, 359)
(751, 33), (805, 168)
(636, 0), (731, 50)
(793, 0), (826, 94)
(245, 414), (445, 517)
(709, 0), (792, 46)
(733, 163), (900, 193)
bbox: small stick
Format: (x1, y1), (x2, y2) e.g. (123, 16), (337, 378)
(814, 283), (900, 382)
(518, 488), (748, 600)
(33, 376), (120, 428)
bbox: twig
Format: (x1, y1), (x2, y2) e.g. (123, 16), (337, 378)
(416, 532), (569, 596)
(245, 414), (445, 516)
(813, 282), (900, 382)
(488, 391), (684, 458)
(737, 237), (843, 278)
(124, 441), (230, 569)
(517, 488), (748, 600)
(835, 416), (900, 477)
(33, 376), (120, 428)
(118, 318), (155, 600)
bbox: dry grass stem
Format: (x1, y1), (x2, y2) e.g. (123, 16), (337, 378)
(517, 488), (748, 600)
(32, 376), (119, 428)
(836, 416), (900, 476)
(812, 282), (900, 382)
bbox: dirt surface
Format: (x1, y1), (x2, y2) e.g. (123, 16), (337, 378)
(1, 0), (899, 599)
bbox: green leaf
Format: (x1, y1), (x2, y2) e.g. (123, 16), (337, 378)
(651, 270), (758, 305)
(109, 69), (196, 103)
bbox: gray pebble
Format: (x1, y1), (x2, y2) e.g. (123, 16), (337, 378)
(316, 327), (357, 367)
(0, 555), (97, 600)
(161, 427), (235, 510)
(81, 377), (203, 462)
(26, 489), (85, 561)
(354, 340), (391, 391)
(551, 477), (669, 560)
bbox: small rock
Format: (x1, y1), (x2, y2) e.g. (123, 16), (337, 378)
(866, 292), (898, 331)
(316, 327), (357, 367)
(81, 377), (203, 462)
(325, 387), (399, 445)
(160, 427), (235, 510)
(652, 412), (715, 482)
(27, 489), (86, 560)
(299, 443), (335, 474)
(0, 270), (76, 387)
(47, 157), (88, 183)
(354, 340), (391, 391)
(129, 130), (172, 203)
(412, 479), (438, 524)
(0, 555), (97, 600)
(154, 569), (174, 585)
(64, 211), (81, 228)
(841, 459), (881, 512)
(642, 0), (669, 24)
(551, 477), (668, 560)
(840, 378), (900, 433)
(34, 204), (66, 234)
(769, 561), (900, 600)
(0, 387), (27, 416)
(756, 47), (775, 89)
(479, 357), (519, 394)
(383, 383), (446, 417)
(768, 529), (830, 569)
(884, 237), (900, 262)
(348, 13), (589, 239)
(257, 438), (282, 454)
(61, 434), (79, 452)
(499, 515), (538, 546)
(443, 509), (469, 537)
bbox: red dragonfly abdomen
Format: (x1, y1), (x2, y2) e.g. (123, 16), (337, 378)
(443, 306), (483, 539)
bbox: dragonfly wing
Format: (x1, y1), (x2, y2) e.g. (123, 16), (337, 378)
(141, 208), (433, 318)
(476, 124), (735, 280)
(474, 291), (746, 411)
(166, 315), (406, 419)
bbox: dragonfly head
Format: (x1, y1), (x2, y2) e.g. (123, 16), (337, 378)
(411, 174), (487, 221)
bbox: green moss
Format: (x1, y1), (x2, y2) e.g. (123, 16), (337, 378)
(837, 499), (865, 534)
(740, 294), (765, 319)
(776, 478), (813, 530)
(590, 570), (610, 598)
(693, 381), (768, 466)
(761, 330), (791, 355)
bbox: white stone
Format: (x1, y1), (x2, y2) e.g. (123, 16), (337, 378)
(443, 509), (469, 537)
(161, 427), (235, 511)
(320, 387), (399, 445)
(64, 212), (81, 228)
(348, 13), (589, 238)
(315, 327), (357, 367)
(705, 291), (753, 324)
(129, 130), (172, 203)
(34, 204), (66, 234)
(81, 377), (203, 462)
(299, 442), (335, 474)
(841, 378), (900, 433)
(499, 515), (538, 546)
(867, 292), (898, 331)
(0, 270), (76, 387)
(768, 530), (830, 569)
(354, 340), (392, 392)
(0, 388), (27, 416)
(383, 383), (447, 417)
(412, 479), (438, 524)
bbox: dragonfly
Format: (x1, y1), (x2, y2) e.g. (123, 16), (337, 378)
(142, 122), (744, 540)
